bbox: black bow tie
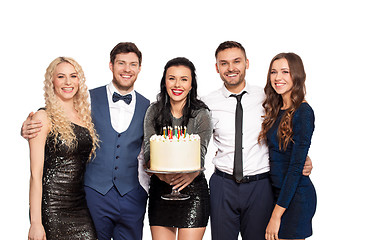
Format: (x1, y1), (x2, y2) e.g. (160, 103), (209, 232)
(112, 92), (132, 104)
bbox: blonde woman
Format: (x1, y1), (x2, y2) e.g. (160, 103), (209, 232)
(28, 57), (99, 240)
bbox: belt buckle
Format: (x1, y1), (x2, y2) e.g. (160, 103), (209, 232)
(236, 176), (251, 183)
(234, 173), (256, 184)
(242, 176), (251, 183)
(235, 176), (249, 183)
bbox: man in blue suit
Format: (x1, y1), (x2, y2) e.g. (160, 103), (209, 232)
(22, 42), (150, 240)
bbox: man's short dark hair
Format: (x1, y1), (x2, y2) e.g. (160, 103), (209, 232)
(215, 41), (247, 59)
(110, 42), (142, 66)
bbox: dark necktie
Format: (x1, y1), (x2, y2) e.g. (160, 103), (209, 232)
(112, 92), (132, 104)
(230, 91), (246, 182)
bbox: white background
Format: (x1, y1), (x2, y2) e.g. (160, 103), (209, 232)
(1, 0), (368, 239)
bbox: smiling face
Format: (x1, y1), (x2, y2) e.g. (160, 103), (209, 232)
(53, 62), (79, 102)
(270, 58), (293, 100)
(165, 65), (192, 107)
(215, 47), (249, 93)
(110, 52), (141, 94)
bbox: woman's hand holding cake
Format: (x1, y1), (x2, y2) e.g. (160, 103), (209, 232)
(170, 172), (200, 192)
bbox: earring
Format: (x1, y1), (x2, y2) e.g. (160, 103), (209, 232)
(187, 90), (191, 107)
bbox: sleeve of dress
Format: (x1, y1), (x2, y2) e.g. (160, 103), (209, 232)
(137, 144), (150, 193)
(194, 109), (213, 167)
(143, 104), (157, 164)
(276, 104), (315, 208)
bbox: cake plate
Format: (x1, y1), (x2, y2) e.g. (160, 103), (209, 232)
(145, 167), (205, 201)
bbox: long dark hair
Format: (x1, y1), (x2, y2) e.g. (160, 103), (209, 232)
(258, 52), (306, 150)
(152, 57), (209, 134)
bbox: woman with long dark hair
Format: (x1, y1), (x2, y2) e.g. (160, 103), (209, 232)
(259, 53), (317, 240)
(144, 57), (212, 240)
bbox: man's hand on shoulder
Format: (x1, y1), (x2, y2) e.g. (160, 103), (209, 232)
(302, 156), (313, 176)
(21, 112), (44, 140)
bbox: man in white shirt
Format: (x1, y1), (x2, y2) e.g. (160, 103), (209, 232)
(22, 42), (150, 240)
(202, 41), (311, 240)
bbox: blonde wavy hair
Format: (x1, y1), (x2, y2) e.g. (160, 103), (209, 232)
(44, 57), (99, 160)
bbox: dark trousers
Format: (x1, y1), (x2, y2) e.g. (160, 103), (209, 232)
(209, 171), (274, 240)
(85, 185), (148, 240)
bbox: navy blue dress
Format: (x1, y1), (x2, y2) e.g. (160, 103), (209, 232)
(267, 103), (317, 239)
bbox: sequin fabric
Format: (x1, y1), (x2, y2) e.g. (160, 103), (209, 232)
(144, 106), (212, 228)
(42, 123), (97, 240)
(148, 172), (210, 228)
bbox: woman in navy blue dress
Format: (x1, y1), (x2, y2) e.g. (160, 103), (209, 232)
(258, 52), (316, 240)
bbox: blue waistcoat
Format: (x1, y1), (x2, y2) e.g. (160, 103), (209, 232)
(84, 86), (150, 196)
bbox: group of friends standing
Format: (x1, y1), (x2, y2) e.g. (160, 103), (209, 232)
(23, 41), (317, 240)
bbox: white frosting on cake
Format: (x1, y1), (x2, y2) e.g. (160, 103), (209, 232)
(150, 134), (201, 172)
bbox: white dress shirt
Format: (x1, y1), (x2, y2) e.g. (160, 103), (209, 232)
(202, 83), (270, 176)
(106, 82), (136, 133)
(88, 82), (150, 192)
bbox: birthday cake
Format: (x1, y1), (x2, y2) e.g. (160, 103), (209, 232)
(150, 127), (201, 172)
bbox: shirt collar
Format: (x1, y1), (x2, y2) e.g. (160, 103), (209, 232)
(108, 81), (135, 97)
(221, 82), (250, 98)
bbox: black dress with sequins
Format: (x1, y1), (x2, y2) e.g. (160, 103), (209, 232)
(41, 123), (97, 240)
(148, 172), (210, 228)
(144, 106), (212, 228)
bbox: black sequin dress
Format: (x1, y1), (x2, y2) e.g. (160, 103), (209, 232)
(42, 123), (97, 240)
(144, 106), (212, 228)
(148, 173), (210, 228)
